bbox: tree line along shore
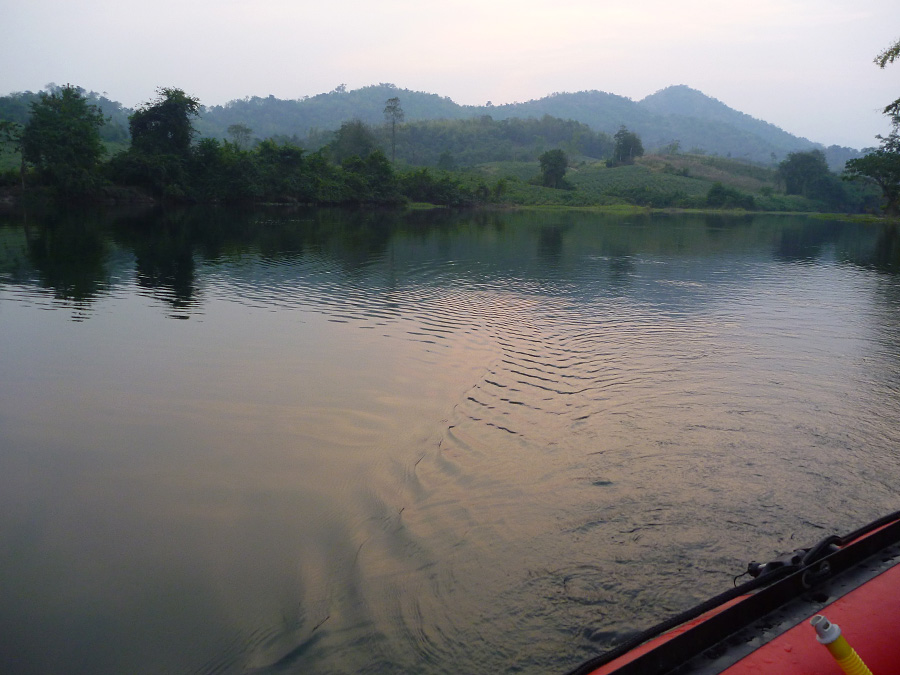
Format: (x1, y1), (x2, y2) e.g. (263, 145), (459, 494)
(0, 82), (897, 215)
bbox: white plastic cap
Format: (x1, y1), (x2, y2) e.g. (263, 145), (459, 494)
(811, 614), (842, 644)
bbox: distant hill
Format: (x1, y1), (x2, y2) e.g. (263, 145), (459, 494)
(638, 85), (802, 147)
(194, 84), (468, 139)
(198, 84), (859, 168)
(1, 83), (860, 169)
(635, 85), (859, 169)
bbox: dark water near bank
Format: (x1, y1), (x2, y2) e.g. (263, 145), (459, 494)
(2, 206), (900, 675)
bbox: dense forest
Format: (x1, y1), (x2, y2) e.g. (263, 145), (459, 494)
(0, 80), (895, 214)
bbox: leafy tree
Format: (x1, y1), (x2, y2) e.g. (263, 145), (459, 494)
(539, 148), (568, 188)
(226, 123), (253, 150)
(0, 120), (22, 151)
(398, 168), (473, 206)
(111, 87), (201, 198)
(876, 38), (900, 67)
(777, 150), (829, 197)
(876, 37), (900, 118)
(842, 38), (900, 215)
(660, 140), (681, 155)
(341, 150), (398, 203)
(190, 137), (225, 198)
(255, 139), (315, 201)
(383, 97), (404, 163)
(188, 137), (260, 202)
(777, 150), (851, 210)
(610, 126), (644, 165)
(329, 120), (378, 164)
(0, 120), (25, 188)
(21, 84), (106, 199)
(130, 87), (201, 156)
(706, 182), (754, 210)
(845, 150), (900, 215)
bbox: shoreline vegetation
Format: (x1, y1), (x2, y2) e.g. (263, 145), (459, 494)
(3, 196), (892, 228)
(0, 84), (897, 219)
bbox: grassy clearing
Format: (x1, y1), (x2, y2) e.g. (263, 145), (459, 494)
(469, 153), (855, 212)
(638, 154), (777, 192)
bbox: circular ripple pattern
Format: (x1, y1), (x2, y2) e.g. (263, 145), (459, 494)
(171, 223), (900, 674)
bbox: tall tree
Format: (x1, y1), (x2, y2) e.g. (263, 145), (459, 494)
(383, 97), (404, 163)
(226, 123), (253, 150)
(21, 84), (106, 199)
(107, 87), (201, 198)
(129, 87), (201, 156)
(777, 150), (830, 197)
(611, 126), (644, 165)
(845, 151), (900, 215)
(539, 149), (568, 188)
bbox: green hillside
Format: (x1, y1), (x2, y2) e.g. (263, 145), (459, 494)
(194, 84), (468, 140)
(196, 84), (860, 168)
(3, 83), (861, 170)
(639, 85), (806, 149)
(468, 152), (873, 211)
(637, 86), (860, 170)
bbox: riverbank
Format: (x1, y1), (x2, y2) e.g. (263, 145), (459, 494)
(0, 150), (890, 219)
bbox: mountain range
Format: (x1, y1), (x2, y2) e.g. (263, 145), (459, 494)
(0, 83), (862, 170)
(196, 84), (860, 169)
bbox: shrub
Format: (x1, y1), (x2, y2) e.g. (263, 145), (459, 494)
(706, 182), (755, 209)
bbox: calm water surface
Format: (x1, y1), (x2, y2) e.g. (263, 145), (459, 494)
(2, 207), (900, 674)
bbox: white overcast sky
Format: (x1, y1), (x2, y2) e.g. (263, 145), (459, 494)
(3, 0), (899, 149)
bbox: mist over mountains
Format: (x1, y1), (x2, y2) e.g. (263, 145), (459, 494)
(196, 84), (861, 169)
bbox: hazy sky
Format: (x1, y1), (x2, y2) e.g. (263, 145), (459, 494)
(4, 0), (899, 149)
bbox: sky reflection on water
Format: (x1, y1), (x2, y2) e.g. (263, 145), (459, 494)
(1, 207), (900, 674)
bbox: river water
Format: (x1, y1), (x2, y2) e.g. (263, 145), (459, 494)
(1, 206), (899, 674)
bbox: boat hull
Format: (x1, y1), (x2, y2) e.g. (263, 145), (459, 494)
(569, 512), (900, 675)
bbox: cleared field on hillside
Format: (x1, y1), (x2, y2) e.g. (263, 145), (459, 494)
(473, 155), (833, 210)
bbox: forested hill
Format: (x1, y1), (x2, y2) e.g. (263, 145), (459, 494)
(636, 85), (861, 169)
(0, 83), (859, 168)
(197, 83), (859, 167)
(0, 86), (131, 143)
